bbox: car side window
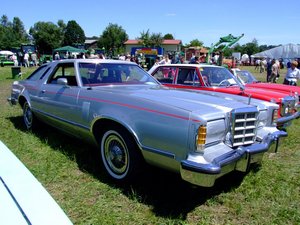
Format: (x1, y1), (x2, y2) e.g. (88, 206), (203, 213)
(47, 63), (78, 86)
(177, 68), (199, 85)
(27, 65), (50, 81)
(152, 67), (175, 83)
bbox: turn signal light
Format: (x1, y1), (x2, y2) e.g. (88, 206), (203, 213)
(196, 126), (206, 151)
(272, 109), (278, 126)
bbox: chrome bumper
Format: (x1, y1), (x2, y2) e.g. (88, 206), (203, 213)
(180, 130), (287, 187)
(7, 97), (18, 106)
(277, 111), (300, 127)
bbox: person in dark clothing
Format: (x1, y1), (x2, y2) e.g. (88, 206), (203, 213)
(266, 59), (272, 82)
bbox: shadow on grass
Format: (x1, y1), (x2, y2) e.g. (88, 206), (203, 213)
(9, 115), (246, 220)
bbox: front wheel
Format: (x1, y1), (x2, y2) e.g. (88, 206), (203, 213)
(100, 128), (142, 182)
(23, 102), (35, 130)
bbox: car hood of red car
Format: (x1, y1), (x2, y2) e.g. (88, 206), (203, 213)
(245, 82), (300, 95)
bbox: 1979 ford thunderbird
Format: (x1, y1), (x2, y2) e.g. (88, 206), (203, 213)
(8, 59), (286, 187)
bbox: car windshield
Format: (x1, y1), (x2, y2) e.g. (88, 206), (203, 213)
(236, 70), (259, 84)
(200, 66), (242, 87)
(78, 62), (159, 86)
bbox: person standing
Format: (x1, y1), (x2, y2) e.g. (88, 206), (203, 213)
(12, 53), (18, 66)
(54, 52), (60, 60)
(268, 59), (278, 83)
(266, 58), (272, 82)
(31, 51), (38, 66)
(283, 60), (300, 85)
(23, 52), (29, 67)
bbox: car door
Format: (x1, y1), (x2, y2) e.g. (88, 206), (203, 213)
(36, 62), (81, 131)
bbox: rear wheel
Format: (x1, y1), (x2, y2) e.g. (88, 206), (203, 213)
(100, 127), (142, 182)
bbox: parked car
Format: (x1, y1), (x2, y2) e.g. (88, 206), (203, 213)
(148, 64), (299, 128)
(231, 68), (300, 103)
(0, 140), (72, 225)
(8, 59), (286, 187)
(0, 54), (14, 67)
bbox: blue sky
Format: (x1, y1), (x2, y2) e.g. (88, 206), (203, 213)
(1, 0), (299, 47)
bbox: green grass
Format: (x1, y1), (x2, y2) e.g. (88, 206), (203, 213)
(0, 65), (299, 225)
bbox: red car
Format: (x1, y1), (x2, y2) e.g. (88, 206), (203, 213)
(148, 64), (299, 128)
(231, 68), (300, 100)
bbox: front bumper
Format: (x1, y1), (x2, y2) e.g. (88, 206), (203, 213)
(180, 130), (287, 187)
(277, 111), (300, 128)
(7, 97), (18, 106)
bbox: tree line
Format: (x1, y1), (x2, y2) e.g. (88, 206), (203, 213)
(0, 15), (279, 57)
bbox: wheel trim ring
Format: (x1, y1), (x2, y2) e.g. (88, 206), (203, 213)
(103, 132), (129, 178)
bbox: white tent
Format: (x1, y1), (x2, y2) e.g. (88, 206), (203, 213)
(252, 43), (300, 59)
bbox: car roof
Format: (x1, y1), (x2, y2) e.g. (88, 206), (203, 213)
(151, 63), (224, 69)
(49, 59), (137, 66)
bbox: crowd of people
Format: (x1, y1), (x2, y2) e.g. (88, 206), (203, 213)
(9, 51), (39, 67)
(8, 48), (300, 86)
(254, 58), (300, 85)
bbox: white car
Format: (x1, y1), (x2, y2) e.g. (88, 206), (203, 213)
(0, 140), (72, 225)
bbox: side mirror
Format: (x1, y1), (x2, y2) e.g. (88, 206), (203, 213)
(57, 77), (68, 86)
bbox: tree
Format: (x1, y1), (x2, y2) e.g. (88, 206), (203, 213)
(0, 15), (28, 49)
(0, 15), (10, 27)
(98, 23), (128, 56)
(242, 38), (259, 58)
(63, 20), (85, 46)
(12, 17), (28, 43)
(29, 21), (62, 54)
(57, 20), (66, 46)
(137, 29), (150, 47)
(137, 29), (163, 47)
(150, 32), (163, 47)
(164, 33), (174, 40)
(186, 39), (203, 47)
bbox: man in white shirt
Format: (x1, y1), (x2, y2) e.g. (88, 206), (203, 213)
(24, 52), (29, 67)
(283, 60), (300, 85)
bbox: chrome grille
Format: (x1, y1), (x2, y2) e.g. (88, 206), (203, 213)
(231, 108), (258, 147)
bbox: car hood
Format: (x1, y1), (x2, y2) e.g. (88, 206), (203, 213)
(215, 86), (288, 102)
(192, 90), (277, 111)
(246, 82), (300, 94)
(91, 85), (256, 115)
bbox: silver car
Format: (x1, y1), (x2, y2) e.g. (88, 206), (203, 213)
(8, 59), (286, 187)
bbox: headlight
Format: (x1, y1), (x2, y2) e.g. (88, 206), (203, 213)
(280, 97), (296, 116)
(196, 126), (206, 152)
(257, 110), (268, 127)
(294, 92), (299, 106)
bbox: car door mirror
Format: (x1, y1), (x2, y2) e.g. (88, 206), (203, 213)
(57, 77), (68, 86)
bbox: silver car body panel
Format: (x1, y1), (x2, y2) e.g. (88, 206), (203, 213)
(8, 59), (287, 187)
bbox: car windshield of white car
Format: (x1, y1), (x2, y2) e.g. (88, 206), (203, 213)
(78, 62), (158, 86)
(200, 67), (240, 87)
(237, 71), (258, 84)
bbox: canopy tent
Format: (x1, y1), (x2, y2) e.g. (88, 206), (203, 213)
(53, 46), (86, 53)
(252, 43), (300, 59)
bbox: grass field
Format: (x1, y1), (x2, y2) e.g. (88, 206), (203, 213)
(0, 65), (299, 225)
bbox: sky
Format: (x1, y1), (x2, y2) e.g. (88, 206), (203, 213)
(1, 0), (299, 47)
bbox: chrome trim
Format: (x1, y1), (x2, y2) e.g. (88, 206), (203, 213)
(180, 130), (287, 187)
(230, 107), (258, 147)
(142, 146), (175, 159)
(7, 97), (18, 106)
(277, 111), (300, 126)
